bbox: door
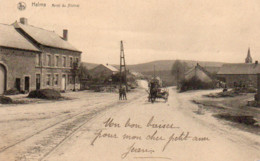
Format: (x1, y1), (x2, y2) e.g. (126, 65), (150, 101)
(61, 75), (66, 91)
(24, 76), (30, 91)
(0, 65), (5, 94)
(36, 74), (41, 90)
(15, 78), (21, 91)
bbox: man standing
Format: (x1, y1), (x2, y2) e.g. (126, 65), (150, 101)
(122, 85), (127, 100)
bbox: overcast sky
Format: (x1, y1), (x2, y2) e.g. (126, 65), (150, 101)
(1, 0), (260, 64)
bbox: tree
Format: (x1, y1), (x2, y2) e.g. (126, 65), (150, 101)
(112, 72), (126, 83)
(71, 63), (90, 91)
(171, 60), (188, 88)
(78, 63), (90, 80)
(71, 62), (79, 91)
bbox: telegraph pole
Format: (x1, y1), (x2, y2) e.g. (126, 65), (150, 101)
(153, 65), (156, 79)
(119, 41), (128, 91)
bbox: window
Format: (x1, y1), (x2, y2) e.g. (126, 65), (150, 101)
(55, 55), (59, 67)
(36, 54), (41, 66)
(54, 74), (59, 85)
(70, 57), (73, 67)
(62, 56), (66, 67)
(47, 54), (51, 66)
(75, 57), (79, 63)
(68, 75), (73, 84)
(46, 74), (51, 86)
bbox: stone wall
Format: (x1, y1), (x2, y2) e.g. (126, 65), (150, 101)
(0, 47), (38, 91)
(218, 74), (257, 88)
(0, 46), (81, 93)
(37, 46), (81, 91)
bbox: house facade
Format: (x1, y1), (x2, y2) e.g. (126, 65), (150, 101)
(0, 18), (81, 94)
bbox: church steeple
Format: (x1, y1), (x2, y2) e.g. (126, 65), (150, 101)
(245, 47), (252, 63)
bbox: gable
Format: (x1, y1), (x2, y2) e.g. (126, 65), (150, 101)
(0, 23), (39, 52)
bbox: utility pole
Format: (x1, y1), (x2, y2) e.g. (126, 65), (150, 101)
(119, 40), (128, 91)
(153, 65), (156, 79)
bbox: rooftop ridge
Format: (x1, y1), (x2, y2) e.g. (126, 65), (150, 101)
(17, 22), (55, 33)
(0, 23), (12, 26)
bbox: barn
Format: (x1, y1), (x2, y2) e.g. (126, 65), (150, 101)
(217, 62), (260, 88)
(89, 64), (118, 79)
(184, 63), (214, 83)
(0, 23), (41, 94)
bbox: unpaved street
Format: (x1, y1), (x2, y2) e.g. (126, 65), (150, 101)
(0, 87), (260, 161)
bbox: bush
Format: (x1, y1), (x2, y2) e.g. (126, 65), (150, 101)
(4, 88), (20, 95)
(215, 114), (257, 125)
(0, 96), (13, 104)
(28, 89), (61, 100)
(234, 87), (257, 93)
(180, 77), (215, 92)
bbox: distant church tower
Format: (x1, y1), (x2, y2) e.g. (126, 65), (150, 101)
(245, 48), (252, 63)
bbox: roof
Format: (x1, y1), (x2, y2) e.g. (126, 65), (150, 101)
(0, 23), (40, 52)
(130, 71), (144, 77)
(14, 22), (80, 52)
(185, 64), (213, 82)
(102, 64), (118, 72)
(204, 66), (220, 74)
(217, 63), (260, 75)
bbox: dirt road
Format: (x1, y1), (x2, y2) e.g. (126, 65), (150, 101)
(0, 88), (259, 161)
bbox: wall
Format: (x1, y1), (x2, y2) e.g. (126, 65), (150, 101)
(0, 46), (81, 93)
(218, 74), (257, 88)
(38, 46), (81, 91)
(0, 47), (38, 91)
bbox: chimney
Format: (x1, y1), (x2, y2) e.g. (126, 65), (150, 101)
(20, 17), (28, 25)
(256, 61), (258, 65)
(63, 29), (68, 41)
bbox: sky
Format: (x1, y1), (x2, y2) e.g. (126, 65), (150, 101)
(1, 0), (260, 65)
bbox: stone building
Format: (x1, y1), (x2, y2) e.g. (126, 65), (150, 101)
(0, 18), (81, 94)
(217, 62), (260, 88)
(89, 64), (118, 79)
(217, 49), (259, 88)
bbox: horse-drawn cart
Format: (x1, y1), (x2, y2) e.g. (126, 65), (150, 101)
(148, 78), (169, 103)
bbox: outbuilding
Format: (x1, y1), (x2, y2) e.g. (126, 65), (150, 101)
(217, 62), (260, 88)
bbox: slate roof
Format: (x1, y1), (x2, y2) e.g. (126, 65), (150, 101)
(204, 66), (221, 74)
(14, 22), (80, 52)
(102, 64), (118, 72)
(217, 63), (260, 75)
(0, 23), (40, 52)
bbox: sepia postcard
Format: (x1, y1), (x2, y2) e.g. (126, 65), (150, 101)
(0, 0), (259, 161)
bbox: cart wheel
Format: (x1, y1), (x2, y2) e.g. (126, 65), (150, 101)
(151, 97), (155, 103)
(165, 95), (168, 102)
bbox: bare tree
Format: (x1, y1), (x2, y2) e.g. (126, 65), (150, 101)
(171, 60), (188, 88)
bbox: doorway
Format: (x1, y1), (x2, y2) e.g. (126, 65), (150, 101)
(36, 74), (41, 90)
(24, 76), (30, 92)
(61, 75), (66, 91)
(0, 64), (6, 94)
(15, 78), (21, 91)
